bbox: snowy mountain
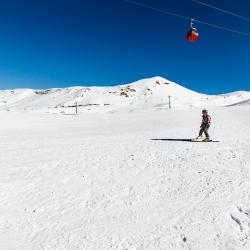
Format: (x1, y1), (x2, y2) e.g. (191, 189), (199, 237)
(0, 76), (249, 112)
(0, 77), (250, 249)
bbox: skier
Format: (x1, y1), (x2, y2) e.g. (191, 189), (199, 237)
(196, 109), (211, 142)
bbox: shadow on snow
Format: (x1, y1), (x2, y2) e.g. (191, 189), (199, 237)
(151, 139), (220, 143)
(151, 139), (192, 142)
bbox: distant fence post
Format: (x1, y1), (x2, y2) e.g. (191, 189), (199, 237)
(75, 101), (78, 114)
(168, 96), (171, 109)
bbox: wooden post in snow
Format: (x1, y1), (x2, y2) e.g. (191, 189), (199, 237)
(75, 101), (78, 115)
(168, 96), (171, 109)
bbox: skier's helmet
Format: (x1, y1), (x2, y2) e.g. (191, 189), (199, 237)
(202, 109), (208, 114)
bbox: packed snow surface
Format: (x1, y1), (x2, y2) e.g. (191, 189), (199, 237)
(0, 105), (249, 250)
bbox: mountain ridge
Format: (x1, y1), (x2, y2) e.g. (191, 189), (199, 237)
(0, 76), (249, 112)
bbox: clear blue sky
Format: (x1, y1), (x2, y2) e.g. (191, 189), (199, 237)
(0, 0), (249, 94)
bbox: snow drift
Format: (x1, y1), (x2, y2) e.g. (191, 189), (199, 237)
(228, 99), (250, 106)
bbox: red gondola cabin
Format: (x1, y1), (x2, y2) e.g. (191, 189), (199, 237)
(187, 27), (199, 42)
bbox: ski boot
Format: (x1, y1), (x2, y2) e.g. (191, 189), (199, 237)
(203, 137), (212, 142)
(196, 135), (203, 141)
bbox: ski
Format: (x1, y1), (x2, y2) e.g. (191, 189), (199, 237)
(191, 139), (220, 142)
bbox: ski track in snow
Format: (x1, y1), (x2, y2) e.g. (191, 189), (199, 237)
(0, 106), (249, 250)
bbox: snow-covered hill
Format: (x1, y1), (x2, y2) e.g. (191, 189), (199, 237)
(0, 77), (249, 112)
(228, 99), (250, 106)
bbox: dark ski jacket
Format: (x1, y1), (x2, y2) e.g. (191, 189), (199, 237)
(201, 114), (211, 127)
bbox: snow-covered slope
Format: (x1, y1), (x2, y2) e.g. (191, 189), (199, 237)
(0, 107), (249, 249)
(228, 99), (250, 106)
(0, 77), (249, 112)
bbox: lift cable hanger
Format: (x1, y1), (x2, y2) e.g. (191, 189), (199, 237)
(121, 0), (250, 38)
(191, 0), (250, 22)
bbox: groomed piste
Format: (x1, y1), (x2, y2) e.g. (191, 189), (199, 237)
(0, 77), (249, 250)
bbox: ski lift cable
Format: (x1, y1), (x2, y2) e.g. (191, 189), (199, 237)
(191, 0), (250, 22)
(122, 0), (190, 21)
(195, 19), (250, 37)
(121, 0), (250, 37)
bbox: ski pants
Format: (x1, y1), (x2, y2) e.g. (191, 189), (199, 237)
(199, 124), (210, 138)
